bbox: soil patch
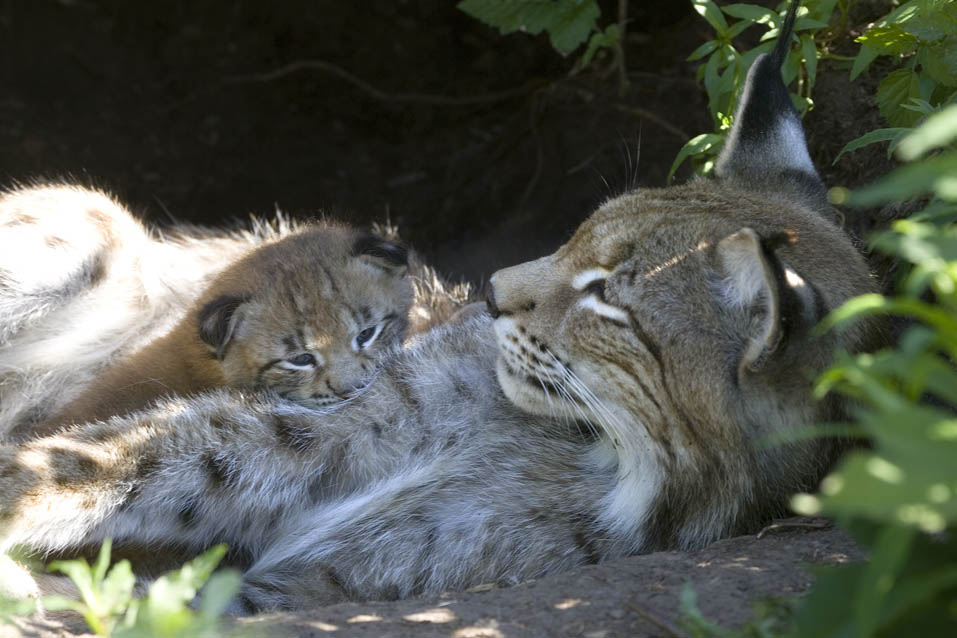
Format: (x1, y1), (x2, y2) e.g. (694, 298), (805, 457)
(7, 519), (861, 637)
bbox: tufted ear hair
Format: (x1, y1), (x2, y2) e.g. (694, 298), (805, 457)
(352, 234), (408, 273)
(714, 0), (829, 212)
(716, 228), (784, 373)
(198, 295), (248, 360)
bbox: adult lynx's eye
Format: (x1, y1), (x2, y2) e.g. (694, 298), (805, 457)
(584, 279), (606, 301)
(287, 353), (316, 367)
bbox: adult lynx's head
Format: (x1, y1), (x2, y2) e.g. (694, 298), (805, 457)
(488, 1), (880, 549)
(197, 226), (412, 407)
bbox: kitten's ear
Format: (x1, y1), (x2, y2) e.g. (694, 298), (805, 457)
(715, 228), (783, 373)
(714, 0), (829, 211)
(198, 295), (247, 360)
(352, 234), (409, 273)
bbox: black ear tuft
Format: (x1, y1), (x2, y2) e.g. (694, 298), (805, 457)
(714, 0), (829, 211)
(352, 234), (409, 269)
(198, 295), (247, 358)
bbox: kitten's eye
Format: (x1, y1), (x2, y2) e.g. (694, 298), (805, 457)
(354, 324), (382, 350)
(287, 353), (316, 367)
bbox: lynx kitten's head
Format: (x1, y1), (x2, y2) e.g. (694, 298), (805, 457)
(197, 226), (412, 408)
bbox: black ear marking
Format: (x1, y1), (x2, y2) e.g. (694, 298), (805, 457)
(352, 234), (409, 269)
(714, 0), (829, 211)
(198, 295), (247, 359)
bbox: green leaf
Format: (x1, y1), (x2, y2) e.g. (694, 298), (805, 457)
(897, 105), (957, 160)
(793, 17), (829, 31)
(197, 571), (242, 621)
(856, 24), (919, 56)
(721, 3), (777, 25)
(850, 44), (880, 81)
(737, 40), (776, 71)
(879, 567), (957, 628)
(726, 19), (753, 39)
(687, 39), (719, 62)
(704, 48), (724, 116)
(800, 33), (818, 89)
(850, 152), (957, 205)
(123, 545), (230, 637)
(817, 293), (957, 343)
(579, 23), (618, 68)
(456, 0), (600, 54)
(782, 46), (800, 85)
(832, 127), (911, 164)
(0, 595), (37, 624)
(692, 0), (729, 35)
(803, 0), (839, 23)
(877, 69), (924, 127)
(546, 0), (601, 54)
(873, 221), (957, 269)
(48, 557), (96, 607)
(793, 563), (868, 636)
(920, 38), (957, 88)
(854, 526), (916, 636)
(91, 538), (112, 587)
(667, 133), (723, 181)
(40, 595), (89, 614)
(904, 3), (957, 42)
(100, 560), (136, 617)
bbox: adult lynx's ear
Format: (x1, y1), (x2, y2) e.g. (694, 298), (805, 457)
(716, 228), (783, 374)
(198, 295), (247, 360)
(714, 0), (829, 212)
(352, 234), (409, 273)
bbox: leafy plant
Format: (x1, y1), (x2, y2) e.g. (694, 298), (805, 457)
(456, 0), (624, 82)
(788, 104), (957, 636)
(672, 0), (836, 179)
(42, 539), (137, 636)
(679, 584), (802, 638)
(457, 0), (602, 55)
(833, 0), (957, 164)
(1, 540), (245, 637)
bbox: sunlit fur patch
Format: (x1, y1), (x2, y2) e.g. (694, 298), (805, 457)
(577, 295), (629, 324)
(784, 265), (806, 290)
(571, 268), (611, 291)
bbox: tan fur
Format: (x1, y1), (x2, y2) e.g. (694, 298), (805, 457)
(16, 225), (413, 439)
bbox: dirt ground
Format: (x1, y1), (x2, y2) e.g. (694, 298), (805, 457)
(1, 0), (898, 634)
(8, 519), (862, 638)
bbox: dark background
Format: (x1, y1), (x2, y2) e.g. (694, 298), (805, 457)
(0, 0), (897, 285)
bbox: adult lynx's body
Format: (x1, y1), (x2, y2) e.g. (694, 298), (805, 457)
(0, 1), (879, 613)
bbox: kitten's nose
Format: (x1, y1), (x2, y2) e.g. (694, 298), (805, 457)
(486, 284), (500, 319)
(329, 379), (364, 399)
